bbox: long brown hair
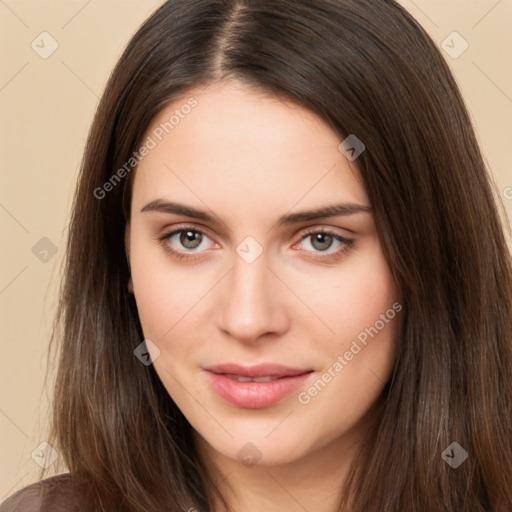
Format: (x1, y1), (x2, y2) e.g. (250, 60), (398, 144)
(45, 0), (512, 510)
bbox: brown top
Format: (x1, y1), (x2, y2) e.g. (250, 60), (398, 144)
(0, 473), (94, 512)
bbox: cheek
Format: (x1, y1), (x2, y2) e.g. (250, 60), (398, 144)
(129, 229), (202, 340)
(295, 241), (399, 346)
(132, 269), (212, 343)
(295, 242), (400, 407)
(336, 266), (398, 345)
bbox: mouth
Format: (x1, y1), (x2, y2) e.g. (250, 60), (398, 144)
(221, 374), (285, 382)
(203, 363), (314, 409)
(204, 362), (312, 378)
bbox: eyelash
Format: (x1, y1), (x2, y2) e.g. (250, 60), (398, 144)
(154, 224), (355, 263)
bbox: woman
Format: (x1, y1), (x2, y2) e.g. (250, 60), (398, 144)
(2, 0), (511, 510)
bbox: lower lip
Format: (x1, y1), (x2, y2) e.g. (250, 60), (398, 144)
(204, 370), (313, 409)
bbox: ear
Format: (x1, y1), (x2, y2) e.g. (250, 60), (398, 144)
(125, 222), (134, 293)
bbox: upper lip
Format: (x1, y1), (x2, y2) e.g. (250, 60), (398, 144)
(203, 363), (313, 378)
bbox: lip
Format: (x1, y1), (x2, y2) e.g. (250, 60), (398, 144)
(203, 363), (314, 409)
(203, 363), (312, 378)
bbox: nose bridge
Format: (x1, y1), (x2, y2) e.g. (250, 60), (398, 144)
(216, 246), (288, 342)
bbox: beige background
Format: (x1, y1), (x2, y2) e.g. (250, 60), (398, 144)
(1, 0), (511, 500)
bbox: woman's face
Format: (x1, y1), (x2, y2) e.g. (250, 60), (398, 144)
(126, 80), (401, 467)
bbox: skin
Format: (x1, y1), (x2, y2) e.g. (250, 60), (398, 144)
(125, 80), (401, 512)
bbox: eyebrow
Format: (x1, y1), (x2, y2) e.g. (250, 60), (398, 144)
(140, 199), (372, 226)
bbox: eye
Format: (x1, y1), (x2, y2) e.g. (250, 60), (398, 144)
(155, 225), (355, 263)
(155, 225), (217, 261)
(294, 228), (355, 260)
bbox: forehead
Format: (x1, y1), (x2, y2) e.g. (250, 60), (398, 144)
(131, 81), (369, 217)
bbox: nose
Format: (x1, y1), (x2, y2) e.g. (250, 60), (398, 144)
(216, 249), (290, 344)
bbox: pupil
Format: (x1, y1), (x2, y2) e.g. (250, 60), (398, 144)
(181, 230), (201, 249)
(313, 233), (332, 251)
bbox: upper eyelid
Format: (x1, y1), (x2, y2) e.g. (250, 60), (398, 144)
(159, 224), (353, 249)
(160, 224), (214, 241)
(160, 223), (351, 238)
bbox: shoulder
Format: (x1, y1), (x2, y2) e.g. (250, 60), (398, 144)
(0, 473), (93, 512)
